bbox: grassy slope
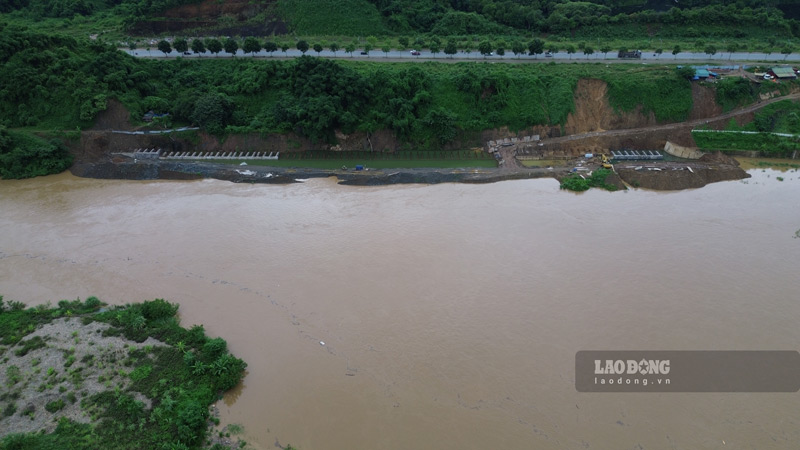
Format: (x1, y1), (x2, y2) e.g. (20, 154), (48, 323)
(277, 0), (385, 36)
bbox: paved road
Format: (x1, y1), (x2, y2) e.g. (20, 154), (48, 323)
(123, 47), (800, 64)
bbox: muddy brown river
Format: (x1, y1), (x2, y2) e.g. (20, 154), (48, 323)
(1, 171), (799, 449)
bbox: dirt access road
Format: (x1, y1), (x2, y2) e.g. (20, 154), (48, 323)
(496, 92), (800, 169)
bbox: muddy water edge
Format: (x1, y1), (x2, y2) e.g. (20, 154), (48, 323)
(1, 170), (799, 450)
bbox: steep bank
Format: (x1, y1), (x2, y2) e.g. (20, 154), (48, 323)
(70, 158), (568, 185)
(74, 78), (708, 161)
(66, 77), (757, 190)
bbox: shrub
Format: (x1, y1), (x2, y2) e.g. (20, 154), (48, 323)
(202, 338), (227, 361)
(0, 128), (73, 180)
(45, 399), (65, 413)
(142, 299), (178, 321)
(3, 402), (16, 417)
(84, 297), (101, 309)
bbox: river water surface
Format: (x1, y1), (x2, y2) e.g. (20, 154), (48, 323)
(1, 171), (799, 449)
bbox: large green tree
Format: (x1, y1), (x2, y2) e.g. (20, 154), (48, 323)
(174, 38), (188, 54)
(191, 39), (206, 56)
(529, 39), (544, 57)
(243, 37), (261, 56)
(224, 38), (239, 57)
(444, 41), (457, 58)
(191, 93), (234, 134)
(157, 40), (172, 56)
(297, 40), (309, 54)
(264, 41), (278, 56)
(478, 40), (492, 57)
(206, 38), (222, 55)
(512, 40), (525, 58)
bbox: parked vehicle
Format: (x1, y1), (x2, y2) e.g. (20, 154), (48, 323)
(618, 50), (642, 59)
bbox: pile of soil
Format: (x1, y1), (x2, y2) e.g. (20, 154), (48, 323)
(615, 161), (750, 190)
(699, 151), (741, 165)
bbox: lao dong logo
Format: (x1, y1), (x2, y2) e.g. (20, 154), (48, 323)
(594, 359), (670, 375)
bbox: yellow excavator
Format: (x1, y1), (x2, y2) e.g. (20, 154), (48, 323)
(600, 154), (613, 169)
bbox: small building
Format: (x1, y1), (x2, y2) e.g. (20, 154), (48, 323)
(694, 68), (711, 80)
(770, 67), (797, 79)
(693, 68), (718, 80)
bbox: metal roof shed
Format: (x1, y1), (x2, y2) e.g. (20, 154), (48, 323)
(771, 67), (797, 78)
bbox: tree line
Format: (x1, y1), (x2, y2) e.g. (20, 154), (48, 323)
(2, 23), (701, 177)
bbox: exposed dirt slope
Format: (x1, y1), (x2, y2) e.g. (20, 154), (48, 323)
(565, 79), (657, 134)
(130, 0), (287, 36)
(540, 91), (800, 155)
(689, 83), (723, 119)
(90, 99), (132, 131)
(163, 0), (265, 19)
(564, 78), (726, 136)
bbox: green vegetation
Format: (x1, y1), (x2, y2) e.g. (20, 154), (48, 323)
(693, 100), (800, 156)
(0, 295), (247, 449)
(14, 336), (46, 357)
(757, 160), (800, 169)
(0, 23), (696, 155)
(9, 2), (794, 176)
(45, 398), (66, 413)
(692, 130), (800, 157)
(560, 168), (618, 191)
(278, 0), (385, 36)
(750, 100), (800, 134)
(0, 127), (73, 179)
(3, 0), (800, 65)
(3, 0), (800, 52)
(606, 67), (693, 121)
(715, 77), (758, 111)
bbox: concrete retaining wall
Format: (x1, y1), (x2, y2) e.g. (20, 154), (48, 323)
(664, 141), (705, 160)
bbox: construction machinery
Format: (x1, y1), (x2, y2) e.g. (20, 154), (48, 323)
(601, 154), (613, 169)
